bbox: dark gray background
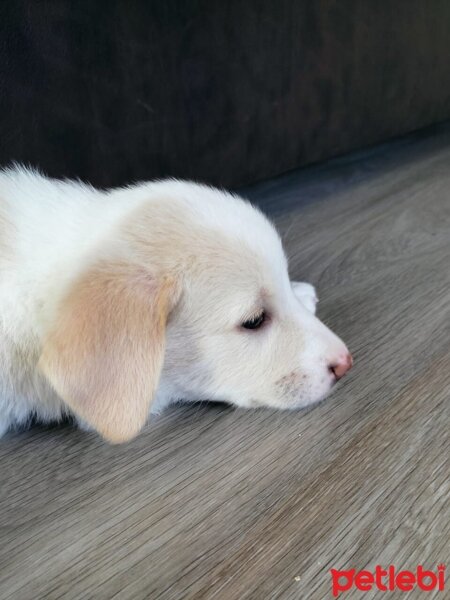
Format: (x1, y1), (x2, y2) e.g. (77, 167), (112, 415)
(1, 0), (450, 188)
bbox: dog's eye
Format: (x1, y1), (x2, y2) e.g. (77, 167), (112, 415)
(241, 311), (266, 330)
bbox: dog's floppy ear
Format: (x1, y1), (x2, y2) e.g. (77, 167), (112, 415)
(39, 261), (178, 443)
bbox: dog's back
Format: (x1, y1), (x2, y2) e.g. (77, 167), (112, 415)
(0, 167), (115, 431)
(0, 167), (179, 432)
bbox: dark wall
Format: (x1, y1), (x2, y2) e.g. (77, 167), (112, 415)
(1, 1), (450, 188)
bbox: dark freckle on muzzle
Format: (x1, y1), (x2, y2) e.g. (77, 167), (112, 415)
(275, 372), (304, 398)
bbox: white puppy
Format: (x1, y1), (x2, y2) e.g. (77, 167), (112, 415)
(0, 166), (352, 443)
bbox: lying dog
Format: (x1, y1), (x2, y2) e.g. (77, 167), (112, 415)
(0, 166), (352, 443)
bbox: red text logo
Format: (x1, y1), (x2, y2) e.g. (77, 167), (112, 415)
(330, 565), (445, 597)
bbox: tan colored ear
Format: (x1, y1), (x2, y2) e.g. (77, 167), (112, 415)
(39, 262), (177, 443)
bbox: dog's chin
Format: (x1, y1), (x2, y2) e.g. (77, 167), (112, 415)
(232, 386), (335, 412)
(291, 383), (339, 411)
(256, 378), (339, 411)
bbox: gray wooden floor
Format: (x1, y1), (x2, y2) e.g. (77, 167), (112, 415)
(1, 125), (450, 600)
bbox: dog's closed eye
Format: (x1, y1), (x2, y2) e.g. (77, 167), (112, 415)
(241, 310), (267, 330)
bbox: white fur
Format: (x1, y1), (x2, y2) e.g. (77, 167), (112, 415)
(0, 166), (350, 441)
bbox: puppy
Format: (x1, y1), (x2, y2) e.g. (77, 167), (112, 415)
(0, 166), (352, 443)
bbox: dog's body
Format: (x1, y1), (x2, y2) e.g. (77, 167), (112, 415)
(0, 166), (351, 442)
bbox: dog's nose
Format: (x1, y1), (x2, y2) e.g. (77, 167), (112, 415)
(329, 353), (353, 381)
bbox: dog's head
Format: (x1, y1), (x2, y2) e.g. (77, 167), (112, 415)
(39, 181), (351, 443)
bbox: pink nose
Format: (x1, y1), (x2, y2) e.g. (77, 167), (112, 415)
(330, 353), (353, 381)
